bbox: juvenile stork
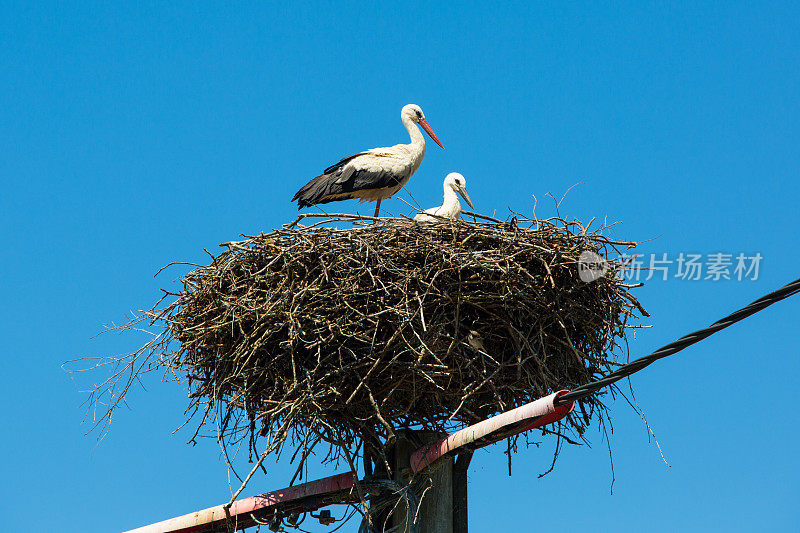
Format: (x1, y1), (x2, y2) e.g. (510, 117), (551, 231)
(414, 172), (474, 223)
(292, 104), (444, 217)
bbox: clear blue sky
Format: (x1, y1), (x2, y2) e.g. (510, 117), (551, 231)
(2, 2), (799, 531)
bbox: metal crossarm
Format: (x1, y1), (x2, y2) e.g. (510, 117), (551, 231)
(409, 390), (574, 473)
(123, 472), (356, 533)
(122, 391), (576, 532)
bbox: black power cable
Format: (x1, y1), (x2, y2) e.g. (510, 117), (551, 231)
(556, 276), (800, 405)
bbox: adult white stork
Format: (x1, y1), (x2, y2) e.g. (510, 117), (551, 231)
(292, 104), (444, 217)
(414, 172), (474, 223)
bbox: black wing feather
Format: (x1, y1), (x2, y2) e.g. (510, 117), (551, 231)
(293, 153), (403, 208)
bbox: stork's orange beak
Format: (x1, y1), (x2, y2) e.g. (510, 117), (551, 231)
(418, 118), (444, 149)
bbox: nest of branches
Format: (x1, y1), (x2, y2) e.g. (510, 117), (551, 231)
(89, 212), (647, 499)
(120, 212), (644, 477)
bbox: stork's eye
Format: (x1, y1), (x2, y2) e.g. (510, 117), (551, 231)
(416, 110), (423, 119)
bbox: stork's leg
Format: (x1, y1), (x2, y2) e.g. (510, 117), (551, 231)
(373, 199), (382, 220)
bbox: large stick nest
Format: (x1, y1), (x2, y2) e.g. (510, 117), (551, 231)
(140, 213), (646, 476)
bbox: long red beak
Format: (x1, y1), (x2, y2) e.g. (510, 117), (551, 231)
(418, 118), (444, 149)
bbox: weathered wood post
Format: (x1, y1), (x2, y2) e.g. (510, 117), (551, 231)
(386, 431), (458, 533)
(452, 451), (473, 533)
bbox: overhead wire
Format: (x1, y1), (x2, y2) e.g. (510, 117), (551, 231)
(556, 276), (800, 405)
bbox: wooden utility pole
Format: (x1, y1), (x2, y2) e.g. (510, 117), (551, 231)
(452, 451), (473, 532)
(384, 431), (468, 533)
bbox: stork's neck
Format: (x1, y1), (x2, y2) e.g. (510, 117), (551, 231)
(402, 114), (426, 154)
(442, 186), (460, 209)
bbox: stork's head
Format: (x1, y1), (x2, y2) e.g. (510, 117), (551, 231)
(444, 172), (474, 209)
(402, 104), (444, 149)
(402, 104), (424, 122)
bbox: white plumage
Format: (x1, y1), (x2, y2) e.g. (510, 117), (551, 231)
(292, 104), (444, 217)
(414, 173), (474, 223)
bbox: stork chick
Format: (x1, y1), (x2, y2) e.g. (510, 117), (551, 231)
(292, 104), (444, 218)
(414, 172), (474, 223)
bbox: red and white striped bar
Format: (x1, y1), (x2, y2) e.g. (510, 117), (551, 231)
(410, 390), (574, 473)
(122, 471), (355, 533)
